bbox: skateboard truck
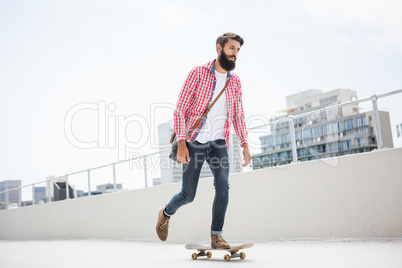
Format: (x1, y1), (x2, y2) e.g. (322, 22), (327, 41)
(223, 249), (246, 262)
(191, 250), (212, 260)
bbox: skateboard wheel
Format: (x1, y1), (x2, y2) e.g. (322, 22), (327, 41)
(224, 254), (231, 262)
(240, 252), (246, 259)
(206, 251), (212, 258)
(192, 253), (198, 260)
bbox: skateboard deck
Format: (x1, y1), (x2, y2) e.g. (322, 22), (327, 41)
(185, 243), (254, 262)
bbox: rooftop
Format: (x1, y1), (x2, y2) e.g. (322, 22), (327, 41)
(1, 240), (402, 268)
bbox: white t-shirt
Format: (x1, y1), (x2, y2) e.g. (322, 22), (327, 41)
(195, 71), (228, 143)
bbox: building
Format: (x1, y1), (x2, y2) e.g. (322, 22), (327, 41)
(0, 180), (21, 210)
(252, 89), (393, 169)
(34, 187), (46, 204)
(155, 120), (243, 185)
(96, 183), (123, 194)
(54, 182), (74, 201)
(76, 190), (85, 198)
(46, 175), (67, 202)
(284, 88), (359, 116)
(21, 201), (33, 207)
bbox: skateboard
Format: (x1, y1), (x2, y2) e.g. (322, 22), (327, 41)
(185, 243), (254, 262)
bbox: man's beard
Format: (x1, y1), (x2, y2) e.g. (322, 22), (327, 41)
(218, 50), (236, 72)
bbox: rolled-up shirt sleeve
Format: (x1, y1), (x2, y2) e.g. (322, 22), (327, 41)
(174, 68), (198, 141)
(232, 80), (248, 146)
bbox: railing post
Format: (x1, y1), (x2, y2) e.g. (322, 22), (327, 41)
(32, 184), (36, 206)
(288, 116), (298, 163)
(143, 156), (148, 188)
(371, 95), (384, 149)
(65, 175), (70, 199)
(46, 179), (51, 203)
(18, 186), (22, 208)
(5, 189), (9, 210)
(112, 163), (117, 192)
(87, 169), (91, 197)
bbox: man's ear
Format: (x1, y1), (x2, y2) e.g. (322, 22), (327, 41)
(216, 44), (222, 54)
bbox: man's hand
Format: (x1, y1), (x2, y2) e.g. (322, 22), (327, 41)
(242, 143), (251, 167)
(177, 140), (190, 164)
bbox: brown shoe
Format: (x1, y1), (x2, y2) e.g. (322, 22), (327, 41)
(211, 234), (230, 249)
(156, 208), (170, 241)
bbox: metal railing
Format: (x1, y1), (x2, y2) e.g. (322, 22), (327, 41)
(0, 149), (169, 210)
(1, 89), (401, 210)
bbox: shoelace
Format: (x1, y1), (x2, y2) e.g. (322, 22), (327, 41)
(159, 218), (170, 229)
(215, 235), (227, 243)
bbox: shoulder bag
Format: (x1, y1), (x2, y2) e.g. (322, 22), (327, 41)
(169, 78), (231, 162)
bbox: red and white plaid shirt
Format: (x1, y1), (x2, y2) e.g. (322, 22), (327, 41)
(174, 59), (248, 148)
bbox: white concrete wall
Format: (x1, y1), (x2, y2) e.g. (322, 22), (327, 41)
(1, 148), (402, 241)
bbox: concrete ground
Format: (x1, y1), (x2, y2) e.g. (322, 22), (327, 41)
(1, 240), (402, 268)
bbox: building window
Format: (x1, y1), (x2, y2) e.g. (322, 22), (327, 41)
(275, 135), (282, 145)
(252, 158), (261, 167)
(338, 122), (344, 131)
(295, 131), (300, 140)
(319, 111), (325, 119)
(312, 127), (320, 137)
(298, 148), (309, 157)
(346, 130), (355, 136)
(331, 122), (337, 133)
(320, 95), (338, 106)
(275, 145), (281, 150)
(330, 142), (340, 152)
(345, 119), (354, 130)
(264, 137), (272, 146)
(342, 140), (352, 151)
(358, 127), (368, 133)
(354, 137), (365, 147)
(302, 129), (310, 138)
(356, 116), (366, 127)
(282, 134), (290, 143)
(322, 124), (329, 135)
(262, 157), (270, 167)
(326, 109), (337, 120)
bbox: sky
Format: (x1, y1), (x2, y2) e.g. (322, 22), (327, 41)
(1, 0), (402, 194)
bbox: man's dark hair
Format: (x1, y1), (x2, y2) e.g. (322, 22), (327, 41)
(216, 32), (244, 50)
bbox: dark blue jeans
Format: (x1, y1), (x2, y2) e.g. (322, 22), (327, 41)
(164, 139), (230, 235)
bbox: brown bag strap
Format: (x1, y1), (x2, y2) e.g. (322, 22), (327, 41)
(170, 78), (231, 144)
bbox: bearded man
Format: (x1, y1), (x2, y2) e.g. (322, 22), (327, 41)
(156, 32), (251, 249)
